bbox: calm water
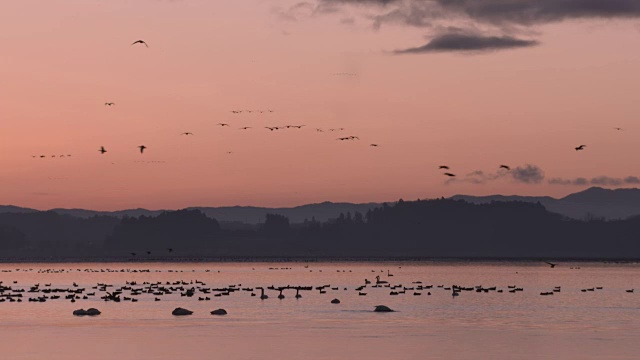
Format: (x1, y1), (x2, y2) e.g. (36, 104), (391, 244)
(0, 262), (638, 360)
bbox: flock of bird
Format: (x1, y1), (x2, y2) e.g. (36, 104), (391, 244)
(0, 264), (636, 313)
(27, 40), (384, 160)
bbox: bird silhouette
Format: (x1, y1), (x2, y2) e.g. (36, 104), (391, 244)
(575, 145), (586, 151)
(167, 248), (173, 253)
(217, 123), (229, 127)
(316, 128), (324, 132)
(265, 127), (279, 131)
(614, 127), (623, 131)
(104, 102), (115, 106)
(146, 251), (151, 255)
(370, 144), (379, 147)
(99, 146), (107, 154)
(240, 127), (252, 130)
(545, 261), (557, 268)
(439, 165), (449, 170)
(443, 173), (456, 177)
(181, 132), (194, 136)
(131, 40), (148, 47)
(499, 165), (511, 170)
(130, 253), (136, 256)
(138, 145), (147, 154)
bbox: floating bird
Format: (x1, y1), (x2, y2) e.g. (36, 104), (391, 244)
(443, 173), (456, 177)
(545, 261), (557, 268)
(575, 145), (586, 151)
(265, 127), (279, 131)
(439, 166), (449, 170)
(316, 128), (324, 132)
(240, 127), (252, 130)
(370, 144), (379, 147)
(499, 165), (511, 170)
(286, 125), (305, 129)
(104, 102), (115, 107)
(181, 132), (193, 136)
(217, 123), (229, 127)
(614, 127), (623, 131)
(138, 145), (147, 154)
(99, 146), (107, 154)
(131, 40), (148, 47)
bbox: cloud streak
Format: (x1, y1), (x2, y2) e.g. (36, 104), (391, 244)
(394, 33), (538, 53)
(549, 176), (640, 186)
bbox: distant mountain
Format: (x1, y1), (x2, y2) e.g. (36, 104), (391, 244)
(0, 202), (384, 224)
(5, 187), (640, 223)
(451, 187), (640, 220)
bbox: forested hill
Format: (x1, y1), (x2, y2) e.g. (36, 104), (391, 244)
(1, 199), (639, 260)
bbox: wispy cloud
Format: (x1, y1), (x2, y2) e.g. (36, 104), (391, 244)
(549, 176), (640, 186)
(447, 164), (544, 184)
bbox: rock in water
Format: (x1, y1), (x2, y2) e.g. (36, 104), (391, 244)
(331, 299), (341, 304)
(172, 307), (193, 316)
(73, 308), (101, 316)
(210, 309), (227, 315)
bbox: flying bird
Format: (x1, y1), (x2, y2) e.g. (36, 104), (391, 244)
(217, 123), (229, 127)
(439, 166), (449, 170)
(104, 102), (115, 107)
(131, 40), (148, 47)
(544, 261), (557, 268)
(181, 132), (194, 136)
(575, 145), (586, 151)
(370, 144), (379, 147)
(499, 165), (511, 171)
(99, 146), (107, 154)
(443, 173), (456, 177)
(240, 127), (252, 130)
(138, 145), (147, 154)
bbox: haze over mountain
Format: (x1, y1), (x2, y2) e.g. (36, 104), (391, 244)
(0, 202), (384, 224)
(3, 187), (640, 223)
(452, 187), (640, 220)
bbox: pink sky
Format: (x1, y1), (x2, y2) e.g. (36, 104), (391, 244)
(1, 1), (640, 210)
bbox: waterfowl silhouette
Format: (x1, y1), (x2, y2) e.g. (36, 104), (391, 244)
(575, 145), (586, 151)
(99, 146), (107, 154)
(131, 40), (148, 47)
(138, 145), (147, 154)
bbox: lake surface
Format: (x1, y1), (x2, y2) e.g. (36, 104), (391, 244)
(0, 261), (638, 360)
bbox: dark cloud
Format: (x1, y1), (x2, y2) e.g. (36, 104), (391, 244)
(511, 164), (545, 184)
(548, 176), (640, 186)
(434, 0), (640, 26)
(315, 0), (640, 52)
(394, 33), (538, 53)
